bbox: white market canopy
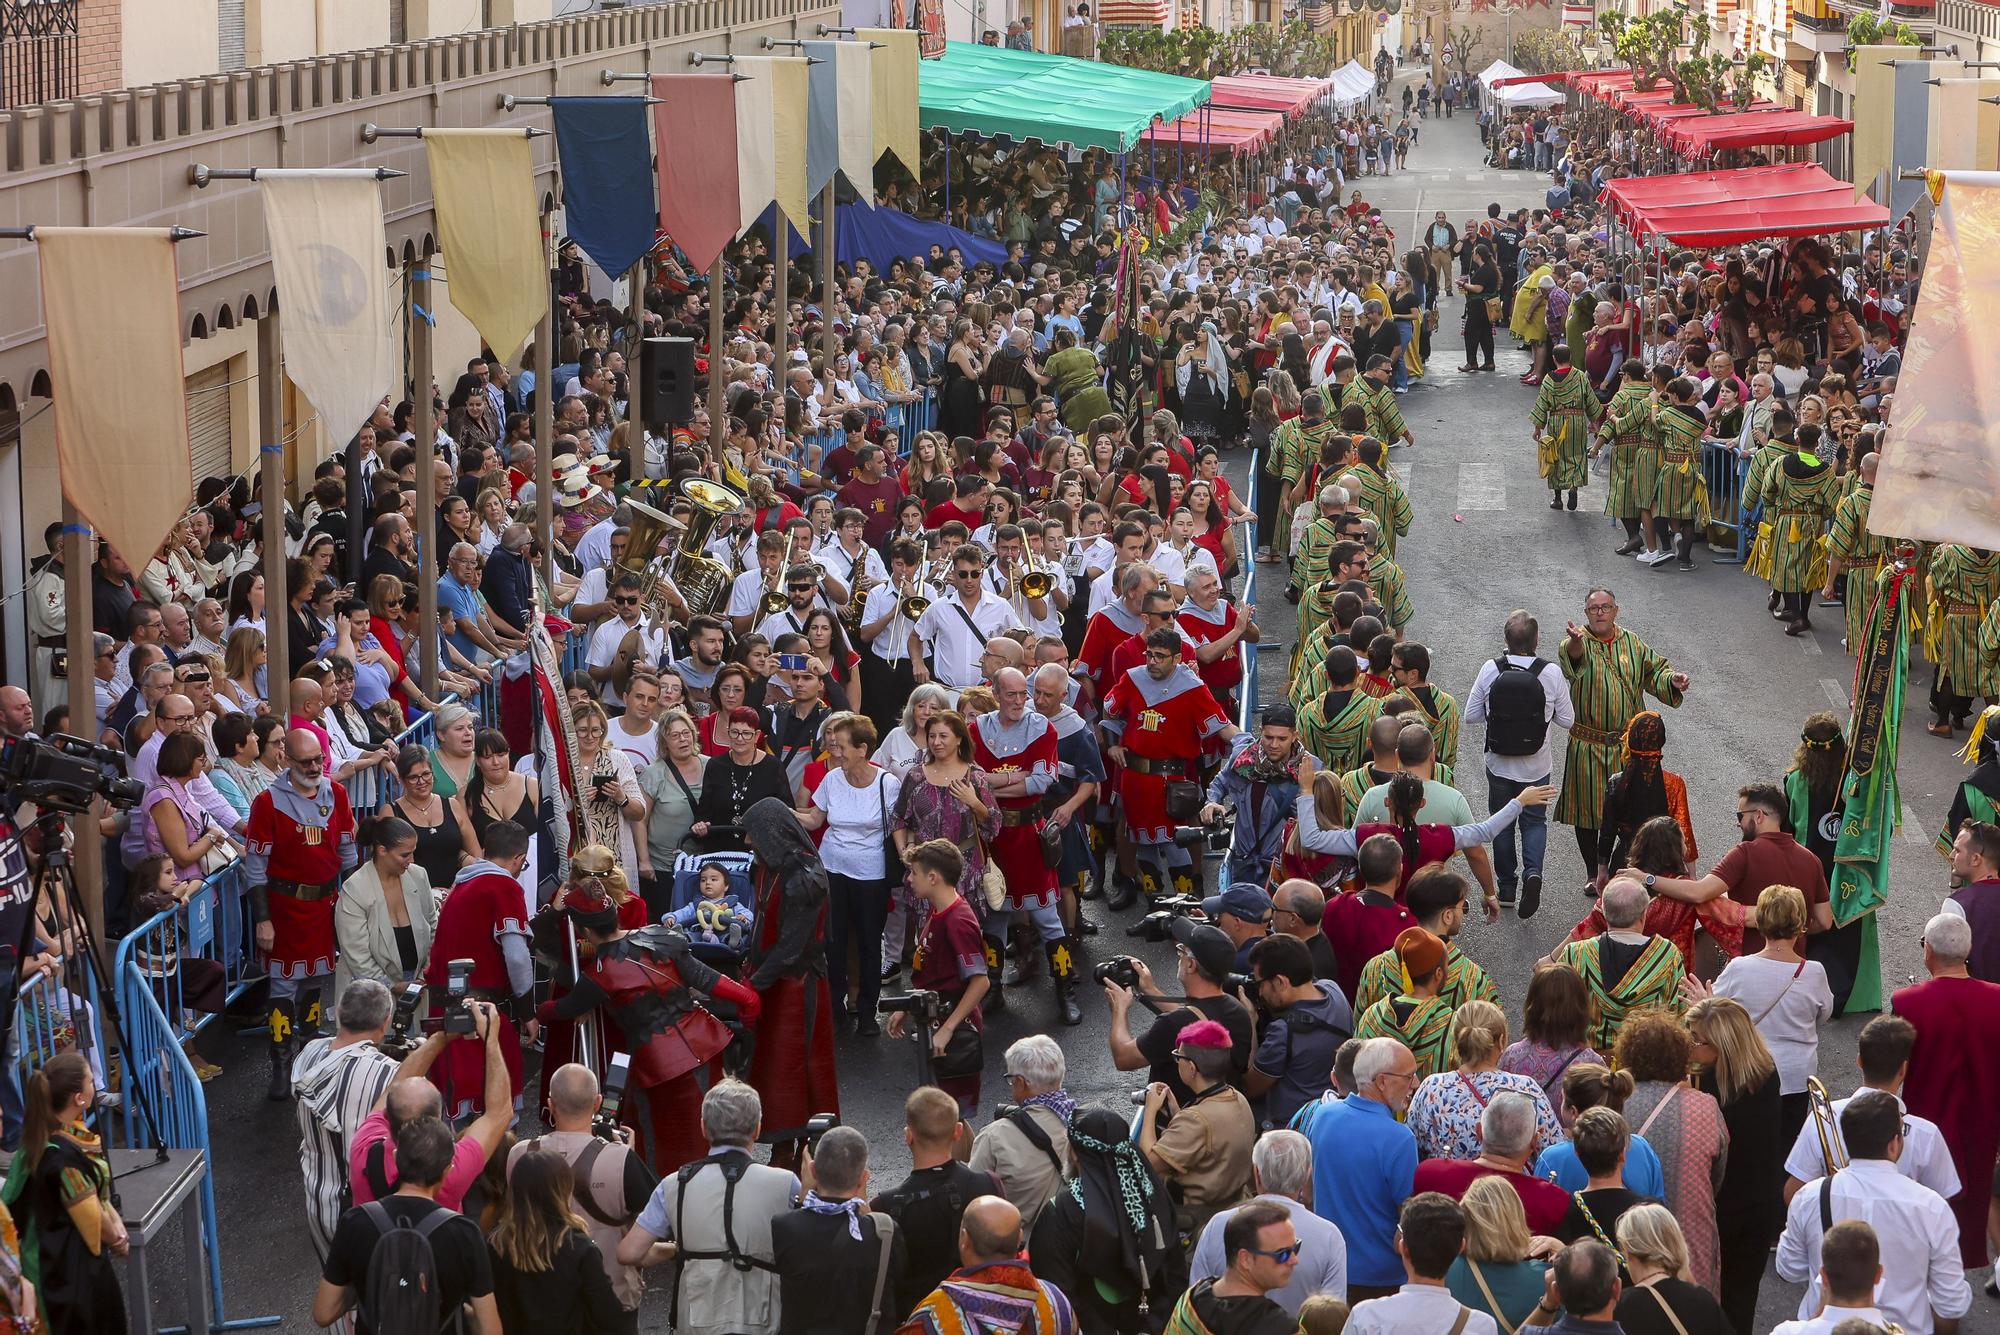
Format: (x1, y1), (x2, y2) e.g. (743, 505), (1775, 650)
(1331, 61), (1375, 107)
(1495, 80), (1564, 108)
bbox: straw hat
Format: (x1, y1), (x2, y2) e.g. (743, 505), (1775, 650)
(557, 473), (602, 507)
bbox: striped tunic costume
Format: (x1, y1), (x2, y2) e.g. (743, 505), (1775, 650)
(1825, 484), (1891, 652)
(1361, 380), (1411, 447)
(1273, 416), (1343, 553)
(1548, 932), (1685, 1054)
(293, 1036), (400, 1254)
(1370, 552), (1414, 631)
(1297, 688), (1382, 775)
(1354, 994), (1456, 1079)
(1529, 367), (1603, 491)
(1295, 579), (1342, 662)
(1292, 514), (1345, 592)
(1395, 684), (1462, 769)
(1928, 544), (2000, 698)
(1752, 455), (1838, 595)
(1353, 941), (1498, 1016)
(1596, 380), (1653, 519)
(1650, 403), (1710, 522)
(1351, 461), (1414, 559)
(1553, 627), (1683, 828)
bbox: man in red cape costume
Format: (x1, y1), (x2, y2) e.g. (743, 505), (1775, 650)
(742, 797), (838, 1168)
(425, 818), (538, 1116)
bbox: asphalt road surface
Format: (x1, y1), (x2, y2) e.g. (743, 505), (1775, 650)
(166, 88), (1991, 1335)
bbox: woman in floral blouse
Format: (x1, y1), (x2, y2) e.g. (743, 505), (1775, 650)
(1405, 1000), (1564, 1162)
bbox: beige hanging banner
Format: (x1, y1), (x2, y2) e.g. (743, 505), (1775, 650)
(1871, 172), (2000, 547)
(1851, 45), (1904, 201)
(858, 28), (921, 177)
(36, 227), (192, 567)
(424, 129), (544, 363)
(760, 56), (812, 231)
(258, 170), (395, 460)
(734, 61), (778, 234)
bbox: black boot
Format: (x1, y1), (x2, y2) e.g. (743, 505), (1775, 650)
(266, 998), (296, 1102)
(1048, 939), (1083, 1027)
(1566, 489), (1578, 511)
(1105, 872), (1139, 912)
(298, 984), (326, 1041)
(981, 938), (1007, 1014)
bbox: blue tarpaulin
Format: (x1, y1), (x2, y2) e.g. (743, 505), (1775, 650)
(761, 199), (1008, 270)
(550, 97), (657, 279)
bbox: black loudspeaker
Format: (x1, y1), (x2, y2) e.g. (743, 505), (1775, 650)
(641, 336), (696, 423)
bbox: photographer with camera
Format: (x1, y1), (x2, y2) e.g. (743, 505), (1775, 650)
(507, 1063), (658, 1315)
(772, 1125), (908, 1335)
(1104, 917), (1254, 1105)
(535, 878), (763, 1175)
(968, 1035), (1073, 1228)
(1202, 705), (1308, 892)
(1137, 1019), (1257, 1237)
(886, 839), (991, 1116)
(870, 1087), (1003, 1323)
(1202, 885), (1276, 973)
(293, 978), (401, 1257)
(347, 999), (516, 1213)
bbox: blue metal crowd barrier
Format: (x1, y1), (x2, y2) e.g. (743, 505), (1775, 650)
(110, 862), (260, 1048)
(1702, 441), (1752, 565)
(10, 965), (108, 1096)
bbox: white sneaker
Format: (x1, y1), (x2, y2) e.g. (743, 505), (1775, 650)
(1643, 549), (1675, 566)
(1633, 547), (1657, 561)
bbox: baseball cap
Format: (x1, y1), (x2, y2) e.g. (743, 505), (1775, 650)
(1169, 917), (1237, 982)
(1202, 884), (1274, 925)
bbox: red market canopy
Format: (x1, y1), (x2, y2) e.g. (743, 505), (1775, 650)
(1141, 105), (1286, 154)
(1662, 109), (1855, 153)
(1634, 98), (1781, 128)
(1208, 74), (1334, 117)
(1603, 163), (1889, 244)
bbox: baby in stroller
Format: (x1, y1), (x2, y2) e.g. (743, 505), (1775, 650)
(666, 857), (756, 967)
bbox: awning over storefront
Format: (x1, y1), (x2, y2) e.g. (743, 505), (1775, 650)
(1662, 109), (1855, 154)
(1141, 105), (1286, 154)
(1209, 74), (1335, 116)
(1603, 163), (1890, 244)
(917, 41), (1209, 152)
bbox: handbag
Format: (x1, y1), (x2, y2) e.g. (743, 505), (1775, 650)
(1232, 369), (1252, 400)
(930, 1018), (984, 1081)
(978, 840), (1007, 912)
(878, 778), (906, 888)
(1485, 295), (1504, 323)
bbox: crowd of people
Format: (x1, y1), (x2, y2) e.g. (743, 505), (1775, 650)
(0, 49), (1987, 1335)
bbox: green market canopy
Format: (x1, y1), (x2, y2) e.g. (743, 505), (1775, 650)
(917, 41), (1211, 153)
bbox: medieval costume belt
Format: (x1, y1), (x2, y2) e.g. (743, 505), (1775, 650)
(1123, 754), (1190, 777)
(998, 806), (1045, 828)
(1570, 723), (1625, 747)
(268, 878), (338, 902)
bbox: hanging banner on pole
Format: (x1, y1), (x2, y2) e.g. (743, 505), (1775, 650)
(1851, 45), (1903, 202)
(858, 28), (922, 175)
(1933, 78), (1991, 172)
(550, 97), (657, 280)
(424, 129), (544, 362)
(733, 60), (778, 234)
(36, 227), (193, 565)
(803, 42), (873, 197)
(768, 57), (812, 234)
(1871, 171), (2000, 547)
(803, 41), (843, 199)
(1889, 60), (1940, 223)
(258, 170), (395, 459)
(651, 73), (740, 273)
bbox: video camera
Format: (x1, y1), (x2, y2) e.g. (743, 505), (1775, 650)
(443, 959), (476, 1036)
(1172, 804), (1234, 854)
(1126, 895), (1203, 943)
(593, 1052), (632, 1143)
(378, 981), (426, 1057)
(877, 989), (945, 1024)
(0, 734), (145, 814)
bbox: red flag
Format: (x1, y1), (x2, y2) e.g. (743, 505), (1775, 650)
(652, 73), (741, 273)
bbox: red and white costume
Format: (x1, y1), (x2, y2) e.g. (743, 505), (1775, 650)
(969, 709), (1060, 911)
(425, 860), (532, 1111)
(1101, 663), (1231, 844)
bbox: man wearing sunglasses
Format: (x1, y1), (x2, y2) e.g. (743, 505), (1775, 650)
(907, 545), (1022, 690)
(1169, 1197), (1307, 1335)
(245, 730), (359, 1101)
(584, 572), (668, 706)
(1190, 1131), (1348, 1321)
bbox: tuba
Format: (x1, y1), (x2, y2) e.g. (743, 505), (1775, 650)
(669, 478), (742, 618)
(618, 497), (686, 627)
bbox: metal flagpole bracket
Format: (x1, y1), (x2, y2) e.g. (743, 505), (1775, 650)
(187, 164), (404, 188)
(688, 52), (734, 66)
(360, 123), (546, 142)
(499, 93), (661, 110)
(1897, 168), (1935, 179)
(0, 225), (204, 240)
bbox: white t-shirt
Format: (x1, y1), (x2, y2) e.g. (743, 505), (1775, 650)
(812, 767), (903, 879)
(585, 618), (668, 704)
(608, 716), (660, 771)
(1712, 953), (1835, 1095)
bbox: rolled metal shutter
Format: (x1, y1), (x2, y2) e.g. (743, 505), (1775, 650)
(185, 364), (233, 489)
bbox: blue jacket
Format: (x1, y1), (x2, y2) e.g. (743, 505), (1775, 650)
(1205, 734), (1301, 887)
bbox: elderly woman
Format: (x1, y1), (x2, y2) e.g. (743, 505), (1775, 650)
(208, 712), (270, 821)
(334, 815), (441, 1001)
(428, 702), (478, 798)
(1701, 884), (1832, 1151)
(1615, 1011), (1729, 1292)
(1027, 1103), (1186, 1333)
(690, 706), (792, 852)
(742, 799), (837, 1167)
(877, 683), (952, 781)
(638, 708), (706, 909)
(793, 715), (902, 1034)
(1406, 1000), (1564, 1162)
(1445, 1175), (1549, 1333)
(144, 732), (233, 883)
(570, 702), (643, 876)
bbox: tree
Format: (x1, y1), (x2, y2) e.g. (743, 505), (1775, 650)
(1443, 24), (1483, 79)
(1512, 28), (1585, 76)
(1844, 14), (1924, 69)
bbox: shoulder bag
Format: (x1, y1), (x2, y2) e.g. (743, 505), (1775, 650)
(1642, 1283), (1693, 1335)
(877, 775), (906, 888)
(1462, 1259), (1518, 1335)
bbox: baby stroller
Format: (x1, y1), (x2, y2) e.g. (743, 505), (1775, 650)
(667, 847), (756, 972)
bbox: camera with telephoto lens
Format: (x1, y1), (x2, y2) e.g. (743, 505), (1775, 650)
(592, 1052), (633, 1142)
(443, 959), (476, 1036)
(877, 989), (945, 1024)
(1092, 955), (1143, 990)
(0, 734), (145, 814)
(804, 1112), (841, 1151)
(377, 981), (426, 1056)
(1172, 812), (1234, 853)
(1128, 895), (1203, 943)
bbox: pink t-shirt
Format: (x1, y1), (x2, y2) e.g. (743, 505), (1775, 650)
(347, 1109), (488, 1212)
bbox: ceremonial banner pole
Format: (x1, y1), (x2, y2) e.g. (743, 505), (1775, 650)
(61, 502), (102, 948)
(774, 211), (790, 372)
(709, 257), (726, 431)
(822, 179), (839, 368)
(257, 308), (291, 718)
(536, 210), (557, 594)
(409, 254), (439, 700)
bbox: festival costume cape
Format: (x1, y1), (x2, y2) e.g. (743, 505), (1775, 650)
(1553, 628), (1683, 828)
(1354, 993), (1455, 1078)
(1550, 932), (1685, 1054)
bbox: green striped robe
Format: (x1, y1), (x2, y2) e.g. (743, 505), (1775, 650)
(1370, 552), (1414, 631)
(1550, 932), (1685, 1054)
(1292, 514), (1344, 592)
(1396, 684), (1462, 770)
(1295, 581), (1341, 665)
(1826, 485), (1891, 651)
(1553, 628), (1684, 828)
(1298, 689), (1381, 774)
(1354, 943), (1498, 1017)
(1597, 381), (1653, 519)
(1650, 403), (1709, 521)
(1361, 380), (1410, 446)
(1605, 391), (1664, 517)
(1354, 994), (1456, 1079)
(1352, 462), (1413, 559)
(1529, 368), (1603, 491)
(1929, 544), (2000, 696)
(1758, 459), (1838, 594)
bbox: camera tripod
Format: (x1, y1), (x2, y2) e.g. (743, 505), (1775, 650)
(16, 805), (171, 1189)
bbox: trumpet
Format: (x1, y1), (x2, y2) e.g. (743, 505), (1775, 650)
(1019, 553), (1055, 601)
(1806, 1077), (1846, 1172)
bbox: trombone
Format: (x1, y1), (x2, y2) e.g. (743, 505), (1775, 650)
(1806, 1077), (1846, 1173)
(757, 566), (788, 618)
(1019, 552), (1055, 601)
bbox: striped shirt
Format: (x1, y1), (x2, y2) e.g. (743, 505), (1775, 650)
(293, 1036), (399, 1254)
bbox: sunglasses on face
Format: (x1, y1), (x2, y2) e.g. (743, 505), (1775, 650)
(613, 596), (640, 606)
(1247, 1243), (1305, 1265)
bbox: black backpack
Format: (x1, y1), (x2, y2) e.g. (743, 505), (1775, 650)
(357, 1200), (463, 1335)
(1484, 657), (1550, 757)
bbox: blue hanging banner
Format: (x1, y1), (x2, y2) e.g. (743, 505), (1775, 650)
(550, 97), (656, 278)
(802, 41), (845, 200)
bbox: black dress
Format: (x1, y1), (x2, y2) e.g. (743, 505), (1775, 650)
(391, 795), (465, 890)
(487, 1229), (632, 1335)
(1701, 1067), (1785, 1335)
(1613, 1276), (1733, 1335)
(692, 754), (793, 850)
(939, 351), (985, 443)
